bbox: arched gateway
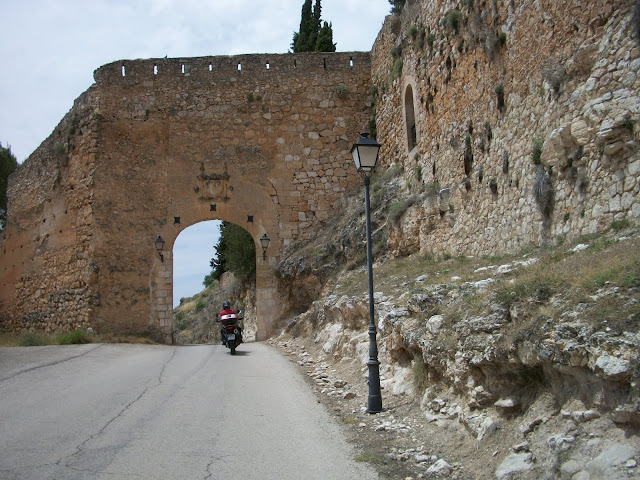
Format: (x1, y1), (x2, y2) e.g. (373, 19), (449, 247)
(0, 52), (372, 343)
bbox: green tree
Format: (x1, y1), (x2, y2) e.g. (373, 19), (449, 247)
(292, 0), (336, 52)
(316, 21), (336, 52)
(308, 0), (322, 51)
(389, 0), (406, 15)
(202, 271), (216, 288)
(0, 142), (18, 230)
(292, 0), (314, 52)
(205, 221), (256, 284)
(209, 225), (228, 282)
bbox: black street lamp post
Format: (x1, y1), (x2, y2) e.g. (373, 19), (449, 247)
(350, 132), (383, 414)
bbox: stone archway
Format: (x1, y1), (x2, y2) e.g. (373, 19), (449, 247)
(0, 52), (373, 341)
(151, 207), (279, 344)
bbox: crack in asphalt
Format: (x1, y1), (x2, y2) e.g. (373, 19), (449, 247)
(204, 453), (233, 479)
(65, 465), (145, 478)
(157, 344), (182, 385)
(0, 344), (103, 384)
(57, 347), (179, 471)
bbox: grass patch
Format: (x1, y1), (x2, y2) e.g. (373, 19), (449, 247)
(575, 247), (639, 292)
(174, 311), (188, 330)
(57, 330), (92, 345)
(588, 267), (620, 289)
(442, 9), (462, 35)
(18, 332), (51, 346)
(426, 32), (435, 49)
(412, 356), (429, 394)
(342, 416), (360, 425)
(388, 195), (420, 224)
(335, 84), (349, 99)
(194, 300), (206, 312)
(355, 452), (385, 464)
(623, 267), (640, 288)
(487, 234), (640, 348)
(1, 330), (159, 347)
(0, 333), (20, 346)
(611, 219), (631, 232)
(391, 57), (403, 80)
(532, 138), (543, 165)
(346, 249), (367, 271)
(585, 295), (640, 334)
(495, 273), (561, 309)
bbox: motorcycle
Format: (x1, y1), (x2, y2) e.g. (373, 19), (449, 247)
(220, 310), (243, 355)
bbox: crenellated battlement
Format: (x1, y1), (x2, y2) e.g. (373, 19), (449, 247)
(94, 51), (371, 86)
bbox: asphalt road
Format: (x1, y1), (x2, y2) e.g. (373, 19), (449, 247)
(0, 342), (378, 480)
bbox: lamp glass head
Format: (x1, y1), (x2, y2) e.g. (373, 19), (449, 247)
(351, 133), (381, 173)
(259, 233), (271, 250)
(155, 235), (165, 252)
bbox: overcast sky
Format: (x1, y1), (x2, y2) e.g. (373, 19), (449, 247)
(0, 0), (391, 307)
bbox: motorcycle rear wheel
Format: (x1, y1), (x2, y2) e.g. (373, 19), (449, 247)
(230, 340), (236, 355)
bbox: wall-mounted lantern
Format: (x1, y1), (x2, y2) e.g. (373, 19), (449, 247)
(259, 233), (271, 261)
(155, 235), (165, 262)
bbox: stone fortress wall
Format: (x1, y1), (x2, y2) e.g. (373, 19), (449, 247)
(372, 0), (640, 258)
(0, 52), (373, 339)
(1, 91), (99, 334)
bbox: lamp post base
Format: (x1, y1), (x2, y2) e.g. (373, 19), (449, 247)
(367, 357), (383, 413)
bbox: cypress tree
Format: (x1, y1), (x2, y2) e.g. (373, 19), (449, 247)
(292, 0), (337, 53)
(316, 21), (336, 52)
(389, 0), (406, 15)
(207, 221), (256, 283)
(308, 0), (322, 52)
(292, 0), (314, 53)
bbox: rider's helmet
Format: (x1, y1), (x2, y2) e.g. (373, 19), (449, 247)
(222, 301), (231, 310)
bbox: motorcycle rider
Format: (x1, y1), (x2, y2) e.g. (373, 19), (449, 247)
(218, 301), (237, 344)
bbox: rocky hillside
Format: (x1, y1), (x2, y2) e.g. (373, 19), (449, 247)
(271, 215), (639, 479)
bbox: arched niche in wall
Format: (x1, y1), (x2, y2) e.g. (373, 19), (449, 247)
(402, 76), (419, 155)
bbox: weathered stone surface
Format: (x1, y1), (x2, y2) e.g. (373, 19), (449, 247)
(372, 0), (640, 260)
(495, 453), (533, 479)
(426, 315), (443, 334)
(586, 443), (638, 478)
(426, 459), (451, 476)
(595, 353), (632, 377)
(560, 460), (582, 479)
